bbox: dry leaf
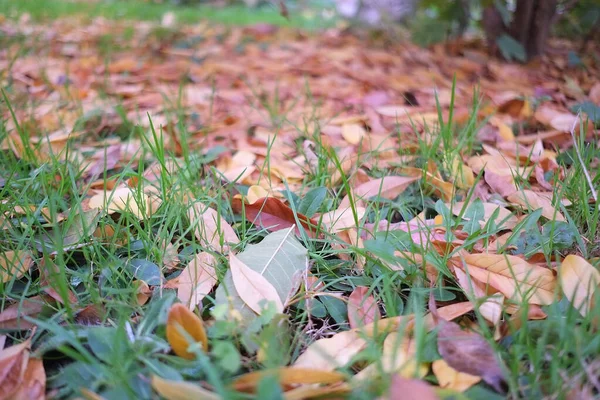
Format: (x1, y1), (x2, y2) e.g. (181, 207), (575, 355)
(294, 330), (366, 371)
(88, 187), (158, 219)
(177, 252), (218, 310)
(283, 382), (351, 400)
(559, 255), (600, 316)
(187, 204), (239, 252)
(229, 253), (284, 314)
(342, 123), (366, 145)
(449, 202), (518, 230)
(507, 190), (565, 221)
(348, 286), (380, 328)
(429, 293), (506, 393)
(231, 197), (317, 237)
(151, 375), (220, 400)
(166, 303), (208, 359)
(231, 367), (346, 392)
(340, 175), (419, 208)
(432, 359), (480, 392)
(454, 254), (556, 305)
(7, 357), (45, 400)
(0, 338), (31, 399)
(0, 250), (34, 283)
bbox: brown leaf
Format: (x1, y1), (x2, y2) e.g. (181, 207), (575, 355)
(348, 286), (380, 329)
(0, 338), (31, 399)
(231, 197), (317, 237)
(166, 303), (208, 360)
(0, 296), (48, 330)
(429, 292), (506, 393)
(507, 190), (565, 222)
(340, 175), (419, 208)
(8, 357), (45, 400)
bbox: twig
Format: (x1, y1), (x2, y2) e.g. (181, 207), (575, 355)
(569, 112), (598, 203)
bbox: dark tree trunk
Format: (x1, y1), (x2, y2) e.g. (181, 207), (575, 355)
(510, 0), (558, 59)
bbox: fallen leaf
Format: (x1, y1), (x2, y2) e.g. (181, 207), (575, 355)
(0, 337), (31, 398)
(348, 286), (380, 328)
(0, 250), (34, 283)
(429, 292), (506, 393)
(231, 197), (317, 237)
(294, 330), (366, 371)
(8, 357), (45, 400)
(432, 359), (480, 392)
(151, 375), (220, 400)
(88, 187), (158, 219)
(449, 201), (518, 230)
(177, 252), (218, 310)
(355, 334), (428, 380)
(229, 253), (284, 314)
(507, 190), (565, 221)
(283, 382), (351, 400)
(342, 123), (366, 145)
(0, 296), (48, 330)
(453, 254), (556, 305)
(166, 303), (208, 359)
(187, 203), (239, 252)
(231, 367), (346, 392)
(340, 175), (419, 208)
(559, 255), (600, 317)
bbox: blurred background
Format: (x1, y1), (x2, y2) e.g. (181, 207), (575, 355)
(2, 0), (599, 60)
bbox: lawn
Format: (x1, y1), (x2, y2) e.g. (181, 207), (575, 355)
(1, 0), (600, 399)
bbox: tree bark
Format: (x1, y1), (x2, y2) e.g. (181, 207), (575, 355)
(511, 0), (558, 59)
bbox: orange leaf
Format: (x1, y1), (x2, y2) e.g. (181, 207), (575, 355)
(231, 197), (317, 237)
(229, 253), (284, 314)
(231, 367), (346, 392)
(166, 303), (208, 359)
(8, 357), (45, 399)
(0, 250), (34, 283)
(507, 190), (565, 221)
(347, 286), (380, 329)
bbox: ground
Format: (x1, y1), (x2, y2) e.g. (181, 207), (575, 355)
(1, 1), (600, 399)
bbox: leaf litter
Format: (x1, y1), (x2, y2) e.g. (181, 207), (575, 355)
(0, 8), (599, 399)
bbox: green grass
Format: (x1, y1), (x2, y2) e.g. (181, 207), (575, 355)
(0, 0), (333, 29)
(1, 10), (600, 400)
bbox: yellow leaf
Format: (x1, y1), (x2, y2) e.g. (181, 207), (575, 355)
(151, 375), (220, 400)
(355, 334), (428, 381)
(449, 158), (475, 189)
(88, 187), (157, 219)
(232, 367), (346, 392)
(559, 255), (600, 316)
(166, 303), (208, 359)
(0, 250), (34, 283)
(294, 330), (366, 371)
(341, 123), (366, 145)
(177, 252), (218, 310)
(246, 185), (270, 204)
(229, 254), (284, 314)
(455, 254), (556, 305)
(496, 121), (515, 142)
(432, 359), (481, 392)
